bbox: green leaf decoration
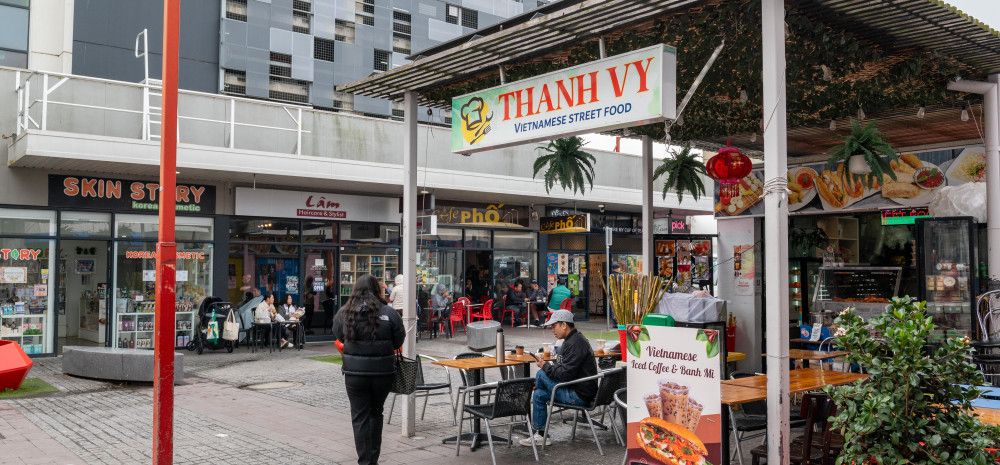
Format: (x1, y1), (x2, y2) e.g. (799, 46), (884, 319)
(706, 341), (720, 359)
(696, 330), (708, 342)
(638, 327), (650, 342)
(826, 120), (899, 190)
(653, 144), (707, 202)
(532, 136), (596, 195)
(627, 338), (642, 357)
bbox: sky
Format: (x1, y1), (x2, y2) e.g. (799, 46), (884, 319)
(582, 1), (1000, 157)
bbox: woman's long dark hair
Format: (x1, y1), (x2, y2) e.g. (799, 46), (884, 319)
(343, 274), (386, 342)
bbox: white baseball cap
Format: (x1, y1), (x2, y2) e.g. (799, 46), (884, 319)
(542, 309), (574, 327)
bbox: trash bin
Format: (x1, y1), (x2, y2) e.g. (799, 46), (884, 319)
(467, 320), (501, 351)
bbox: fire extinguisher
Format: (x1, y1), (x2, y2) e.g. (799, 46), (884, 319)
(726, 314), (737, 352)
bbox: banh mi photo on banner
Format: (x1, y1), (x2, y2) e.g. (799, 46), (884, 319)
(626, 326), (722, 465)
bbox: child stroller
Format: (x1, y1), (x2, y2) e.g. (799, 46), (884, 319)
(195, 297), (235, 354)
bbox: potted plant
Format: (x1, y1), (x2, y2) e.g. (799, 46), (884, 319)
(827, 120), (899, 189)
(654, 144), (707, 202)
(533, 136), (597, 195)
(789, 226), (829, 258)
(826, 297), (1000, 464)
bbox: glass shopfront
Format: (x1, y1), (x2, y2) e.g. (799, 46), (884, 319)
(0, 208), (56, 355)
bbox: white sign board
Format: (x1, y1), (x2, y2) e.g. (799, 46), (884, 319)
(451, 44), (676, 154)
(626, 325), (722, 465)
(235, 188), (400, 223)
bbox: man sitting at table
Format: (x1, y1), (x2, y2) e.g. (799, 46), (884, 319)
(505, 281), (529, 326)
(526, 280), (546, 326)
(519, 309), (598, 447)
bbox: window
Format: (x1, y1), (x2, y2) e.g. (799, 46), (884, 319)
(392, 9), (412, 54)
(225, 0), (247, 21)
(391, 101), (404, 120)
(444, 116), (452, 125)
(494, 230), (537, 250)
(332, 91), (354, 111)
(446, 4), (460, 24)
(292, 0), (311, 34)
(269, 52), (292, 78)
(445, 4), (478, 29)
(335, 19), (356, 43)
(223, 69), (247, 95)
(314, 38), (334, 62)
(0, 3), (29, 57)
(355, 0), (375, 26)
(269, 76), (310, 104)
(373, 49), (390, 72)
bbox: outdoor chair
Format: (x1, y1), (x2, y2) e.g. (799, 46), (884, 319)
(612, 388), (627, 465)
(449, 301), (467, 335)
(387, 354), (455, 425)
(750, 393), (832, 465)
(559, 297), (574, 311)
(541, 367), (626, 456)
(470, 299), (494, 322)
(500, 295), (518, 327)
(729, 371), (807, 465)
(455, 377), (539, 465)
(453, 351), (496, 418)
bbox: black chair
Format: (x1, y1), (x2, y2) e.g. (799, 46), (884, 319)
(728, 371), (809, 465)
(750, 393), (832, 465)
(541, 367), (626, 456)
(387, 354), (455, 425)
(611, 388), (627, 451)
(456, 377), (539, 465)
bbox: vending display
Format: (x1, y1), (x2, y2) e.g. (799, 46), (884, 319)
(917, 217), (978, 340)
(653, 235), (715, 294)
(813, 266), (901, 324)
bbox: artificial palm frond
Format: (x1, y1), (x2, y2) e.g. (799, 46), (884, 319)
(533, 137), (597, 195)
(827, 120), (899, 189)
(653, 144), (707, 202)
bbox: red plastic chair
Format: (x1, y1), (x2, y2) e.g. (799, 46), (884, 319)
(449, 301), (467, 335)
(559, 297), (574, 310)
(457, 296), (471, 307)
(470, 299), (494, 321)
(499, 294), (517, 327)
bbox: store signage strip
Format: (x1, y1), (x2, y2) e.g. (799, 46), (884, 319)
(880, 207), (931, 225)
(451, 44), (677, 154)
(234, 188), (400, 223)
(48, 175), (216, 214)
(540, 214), (591, 234)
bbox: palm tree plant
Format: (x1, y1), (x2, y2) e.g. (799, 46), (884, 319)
(827, 119), (898, 189)
(653, 144), (707, 202)
(533, 137), (597, 195)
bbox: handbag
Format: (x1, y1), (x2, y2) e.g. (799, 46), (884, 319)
(222, 310), (239, 341)
(390, 354), (419, 395)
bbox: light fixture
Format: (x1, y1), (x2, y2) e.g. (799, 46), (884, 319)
(916, 106), (926, 118)
(857, 107), (866, 121)
(739, 88), (748, 103)
(820, 64), (832, 81)
(750, 132), (757, 143)
(961, 106), (970, 122)
(419, 188), (429, 195)
(829, 119), (837, 131)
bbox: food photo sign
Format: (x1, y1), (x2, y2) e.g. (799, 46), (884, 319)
(714, 146), (985, 217)
(626, 325), (722, 465)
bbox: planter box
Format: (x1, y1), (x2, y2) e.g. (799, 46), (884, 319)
(0, 340), (33, 391)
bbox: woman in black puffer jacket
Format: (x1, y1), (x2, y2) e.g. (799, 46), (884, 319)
(332, 274), (405, 465)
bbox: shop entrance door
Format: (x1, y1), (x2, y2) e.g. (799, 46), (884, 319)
(464, 250), (493, 302)
(57, 239), (110, 350)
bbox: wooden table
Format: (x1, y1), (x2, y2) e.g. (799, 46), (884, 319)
(969, 385), (1000, 427)
(433, 356), (530, 450)
(506, 351), (621, 376)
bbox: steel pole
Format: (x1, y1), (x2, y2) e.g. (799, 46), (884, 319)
(641, 136), (654, 273)
(762, 0), (791, 463)
(401, 91), (418, 437)
(986, 76), (1000, 280)
(152, 0), (179, 464)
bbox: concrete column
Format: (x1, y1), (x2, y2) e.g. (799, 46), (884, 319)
(987, 75), (1000, 280)
(28, 0), (75, 73)
(401, 90), (418, 437)
(641, 135), (654, 273)
(761, 0), (791, 464)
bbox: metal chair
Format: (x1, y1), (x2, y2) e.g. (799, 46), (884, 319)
(541, 367), (626, 456)
(387, 354), (455, 425)
(728, 371), (809, 465)
(612, 388), (627, 465)
(456, 377), (539, 465)
(750, 393), (832, 465)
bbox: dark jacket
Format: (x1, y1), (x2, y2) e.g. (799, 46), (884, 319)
(332, 303), (405, 376)
(542, 329), (598, 403)
(505, 288), (526, 309)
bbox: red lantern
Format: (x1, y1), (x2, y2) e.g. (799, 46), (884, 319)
(706, 142), (752, 204)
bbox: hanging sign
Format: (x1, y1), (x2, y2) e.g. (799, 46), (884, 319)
(539, 214), (590, 234)
(49, 175), (216, 214)
(626, 325), (722, 465)
(880, 206), (931, 225)
(235, 188), (399, 223)
(451, 44), (677, 154)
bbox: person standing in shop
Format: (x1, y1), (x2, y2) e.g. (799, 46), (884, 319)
(388, 274), (406, 315)
(332, 275), (405, 465)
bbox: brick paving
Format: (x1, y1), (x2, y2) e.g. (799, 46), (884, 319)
(0, 322), (742, 465)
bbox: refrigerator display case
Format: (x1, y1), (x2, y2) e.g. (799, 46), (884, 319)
(917, 217), (978, 340)
(653, 235), (715, 294)
(789, 259), (822, 324)
(812, 266), (902, 324)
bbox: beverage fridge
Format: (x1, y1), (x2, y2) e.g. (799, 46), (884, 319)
(916, 217), (979, 340)
(789, 258), (822, 325)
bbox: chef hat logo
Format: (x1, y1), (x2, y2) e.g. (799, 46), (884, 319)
(460, 96), (492, 145)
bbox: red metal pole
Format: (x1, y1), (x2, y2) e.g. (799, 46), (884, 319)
(153, 0), (179, 464)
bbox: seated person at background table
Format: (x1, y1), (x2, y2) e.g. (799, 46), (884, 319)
(254, 292), (290, 348)
(280, 294), (303, 320)
(519, 309), (598, 447)
(431, 284), (453, 336)
(505, 281), (531, 326)
(547, 278), (573, 313)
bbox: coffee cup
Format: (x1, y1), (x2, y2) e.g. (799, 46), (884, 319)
(543, 343), (552, 356)
(515, 345), (525, 356)
(595, 339), (606, 355)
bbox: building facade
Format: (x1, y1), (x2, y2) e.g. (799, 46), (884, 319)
(1, 0), (713, 356)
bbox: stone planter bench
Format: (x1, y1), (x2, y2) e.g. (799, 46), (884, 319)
(62, 346), (184, 384)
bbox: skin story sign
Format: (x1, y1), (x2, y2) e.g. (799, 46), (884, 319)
(451, 44), (676, 154)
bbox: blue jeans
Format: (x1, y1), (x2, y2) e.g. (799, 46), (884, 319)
(531, 370), (586, 431)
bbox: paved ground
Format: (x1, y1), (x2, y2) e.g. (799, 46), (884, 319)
(1, 321), (687, 465)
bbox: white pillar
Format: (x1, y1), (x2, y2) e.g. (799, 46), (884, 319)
(401, 90), (418, 437)
(987, 75), (1000, 281)
(762, 0), (791, 464)
(641, 135), (654, 273)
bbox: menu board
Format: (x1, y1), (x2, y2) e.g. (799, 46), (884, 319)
(626, 325), (722, 465)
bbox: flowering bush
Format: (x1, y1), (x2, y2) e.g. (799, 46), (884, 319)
(826, 297), (1000, 464)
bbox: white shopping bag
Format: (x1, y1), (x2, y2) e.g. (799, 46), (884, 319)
(222, 310), (239, 341)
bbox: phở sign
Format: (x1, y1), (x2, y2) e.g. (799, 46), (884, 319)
(451, 44), (676, 154)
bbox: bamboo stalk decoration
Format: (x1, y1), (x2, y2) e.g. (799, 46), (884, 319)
(606, 273), (672, 325)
